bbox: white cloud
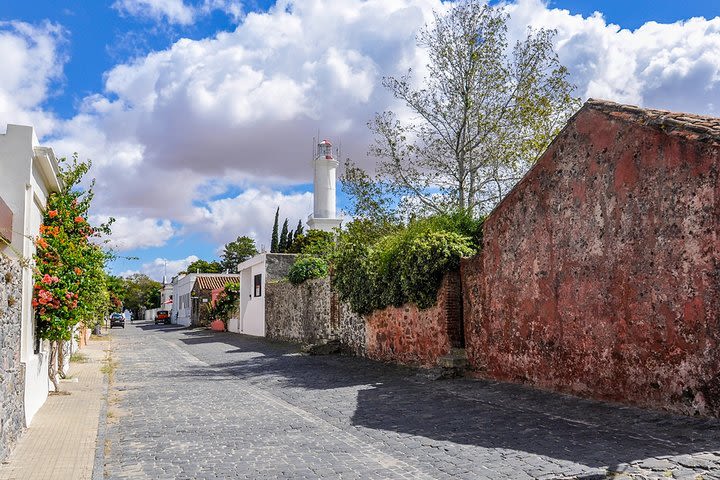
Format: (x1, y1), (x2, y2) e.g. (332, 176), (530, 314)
(121, 254), (199, 281)
(112, 0), (197, 25)
(0, 20), (66, 136)
(95, 215), (176, 251)
(186, 188), (314, 250)
(507, 0), (720, 114)
(112, 0), (244, 24)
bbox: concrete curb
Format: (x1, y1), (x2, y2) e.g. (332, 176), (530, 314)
(91, 348), (110, 480)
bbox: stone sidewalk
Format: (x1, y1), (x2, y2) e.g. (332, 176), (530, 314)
(0, 338), (110, 480)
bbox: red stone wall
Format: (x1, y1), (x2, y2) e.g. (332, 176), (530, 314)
(462, 106), (720, 416)
(365, 272), (463, 367)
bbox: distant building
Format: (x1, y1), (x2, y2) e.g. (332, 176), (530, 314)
(307, 139), (342, 232)
(170, 273), (240, 327)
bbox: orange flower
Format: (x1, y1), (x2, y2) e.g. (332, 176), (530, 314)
(36, 238), (48, 249)
(48, 210), (58, 218)
(74, 216), (84, 223)
(74, 267), (82, 275)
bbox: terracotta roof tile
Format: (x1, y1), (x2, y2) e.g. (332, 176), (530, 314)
(586, 98), (720, 143)
(194, 275), (241, 291)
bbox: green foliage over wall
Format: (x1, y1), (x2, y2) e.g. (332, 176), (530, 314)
(287, 256), (329, 285)
(333, 213), (480, 314)
(289, 229), (335, 258)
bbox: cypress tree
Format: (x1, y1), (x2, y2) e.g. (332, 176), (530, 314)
(287, 229), (294, 251)
(295, 219), (304, 237)
(279, 219), (289, 252)
(270, 207), (279, 252)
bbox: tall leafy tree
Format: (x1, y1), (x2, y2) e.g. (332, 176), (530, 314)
(278, 219), (289, 252)
(369, 0), (579, 216)
(121, 273), (161, 317)
(184, 259), (222, 274)
(34, 154), (113, 390)
(105, 274), (126, 311)
(221, 236), (258, 272)
(270, 207), (280, 253)
(340, 158), (398, 226)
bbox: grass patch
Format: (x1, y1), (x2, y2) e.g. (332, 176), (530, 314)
(70, 352), (89, 363)
(100, 350), (118, 385)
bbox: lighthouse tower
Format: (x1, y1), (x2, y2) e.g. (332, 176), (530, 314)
(307, 139), (342, 232)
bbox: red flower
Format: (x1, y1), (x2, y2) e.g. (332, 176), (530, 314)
(48, 210), (58, 218)
(74, 267), (82, 275)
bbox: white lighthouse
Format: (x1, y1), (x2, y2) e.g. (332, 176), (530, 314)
(307, 139), (342, 232)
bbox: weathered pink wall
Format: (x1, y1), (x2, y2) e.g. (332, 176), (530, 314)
(462, 102), (720, 416)
(365, 272), (463, 367)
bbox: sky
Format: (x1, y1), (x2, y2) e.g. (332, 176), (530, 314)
(1, 0), (719, 281)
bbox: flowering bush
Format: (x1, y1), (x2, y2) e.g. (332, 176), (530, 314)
(207, 281), (240, 328)
(33, 155), (112, 389)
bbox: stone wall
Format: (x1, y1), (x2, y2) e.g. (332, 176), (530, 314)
(265, 254), (297, 280)
(265, 278), (336, 344)
(0, 255), (25, 461)
(263, 272), (462, 364)
(337, 303), (365, 356)
(364, 272), (463, 367)
(462, 101), (720, 416)
(264, 276), (367, 355)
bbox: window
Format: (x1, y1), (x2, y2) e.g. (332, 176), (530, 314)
(254, 274), (262, 297)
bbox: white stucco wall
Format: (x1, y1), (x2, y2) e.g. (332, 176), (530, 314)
(236, 254), (266, 337)
(171, 273), (196, 327)
(0, 124), (61, 426)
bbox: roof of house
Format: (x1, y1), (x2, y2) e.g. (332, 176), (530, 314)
(193, 274), (241, 291)
(586, 98), (720, 143)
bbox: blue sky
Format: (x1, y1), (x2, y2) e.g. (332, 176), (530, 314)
(1, 0), (719, 280)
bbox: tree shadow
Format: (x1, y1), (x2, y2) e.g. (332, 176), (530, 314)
(158, 328), (720, 471)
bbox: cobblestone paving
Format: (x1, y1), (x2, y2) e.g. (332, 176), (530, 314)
(102, 322), (720, 480)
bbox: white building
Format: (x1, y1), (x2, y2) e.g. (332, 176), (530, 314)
(170, 273), (240, 327)
(170, 273), (196, 327)
(0, 124), (62, 425)
(307, 139), (342, 232)
(231, 254), (296, 337)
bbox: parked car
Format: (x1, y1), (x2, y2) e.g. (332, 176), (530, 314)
(155, 310), (171, 325)
(110, 313), (125, 329)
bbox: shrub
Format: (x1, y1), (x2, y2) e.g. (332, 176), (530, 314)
(400, 230), (474, 308)
(332, 241), (376, 315)
(288, 230), (335, 258)
(333, 213), (479, 314)
(209, 282), (240, 326)
(288, 256), (329, 285)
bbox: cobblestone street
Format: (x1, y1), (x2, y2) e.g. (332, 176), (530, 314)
(101, 322), (720, 480)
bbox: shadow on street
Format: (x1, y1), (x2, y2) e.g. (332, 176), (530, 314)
(156, 328), (720, 470)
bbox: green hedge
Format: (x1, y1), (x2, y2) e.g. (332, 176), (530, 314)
(288, 256), (329, 285)
(333, 213), (479, 314)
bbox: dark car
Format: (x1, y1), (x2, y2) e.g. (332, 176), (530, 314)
(155, 310), (171, 325)
(110, 313), (125, 329)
